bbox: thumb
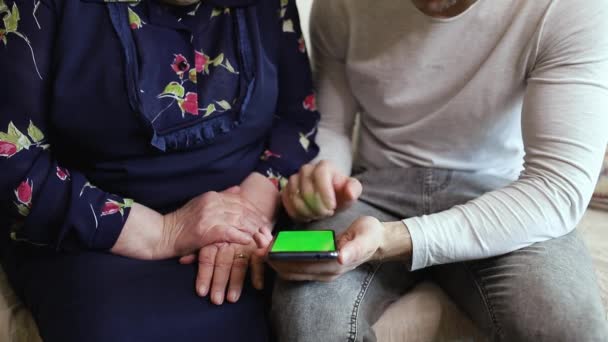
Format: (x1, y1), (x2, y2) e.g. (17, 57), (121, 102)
(338, 237), (362, 265)
(336, 228), (362, 265)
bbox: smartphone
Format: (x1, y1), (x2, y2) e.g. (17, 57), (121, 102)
(268, 230), (339, 261)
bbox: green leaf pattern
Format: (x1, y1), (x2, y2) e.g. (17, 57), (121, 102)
(0, 1), (43, 79)
(27, 120), (44, 142)
(211, 7), (230, 19)
(0, 121), (47, 158)
(154, 50), (238, 119)
(128, 7), (144, 29)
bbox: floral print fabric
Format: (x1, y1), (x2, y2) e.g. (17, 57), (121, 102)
(0, 0), (319, 250)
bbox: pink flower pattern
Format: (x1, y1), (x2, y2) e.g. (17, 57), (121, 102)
(15, 179), (33, 206)
(303, 93), (316, 112)
(171, 54), (190, 78)
(56, 166), (70, 181)
(0, 141), (17, 158)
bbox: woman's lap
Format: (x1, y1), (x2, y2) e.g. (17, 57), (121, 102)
(5, 248), (269, 342)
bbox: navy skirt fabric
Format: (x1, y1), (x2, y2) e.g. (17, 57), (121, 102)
(3, 248), (270, 342)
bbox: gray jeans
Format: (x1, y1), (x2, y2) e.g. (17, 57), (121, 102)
(271, 168), (608, 341)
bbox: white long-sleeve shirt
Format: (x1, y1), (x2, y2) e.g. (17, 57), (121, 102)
(310, 0), (608, 270)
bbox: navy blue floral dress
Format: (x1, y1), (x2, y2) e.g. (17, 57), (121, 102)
(0, 0), (318, 340)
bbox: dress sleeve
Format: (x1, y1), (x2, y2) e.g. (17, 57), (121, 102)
(1, 0), (132, 250)
(254, 0), (320, 189)
(404, 0), (608, 270)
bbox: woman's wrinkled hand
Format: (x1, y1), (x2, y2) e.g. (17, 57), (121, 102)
(159, 190), (273, 259)
(179, 236), (270, 305)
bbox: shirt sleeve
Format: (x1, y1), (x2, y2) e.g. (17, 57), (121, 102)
(0, 0), (132, 250)
(404, 0), (608, 270)
(254, 0), (320, 189)
(307, 0), (359, 176)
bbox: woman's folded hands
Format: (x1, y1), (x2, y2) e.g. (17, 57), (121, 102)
(111, 173), (275, 262)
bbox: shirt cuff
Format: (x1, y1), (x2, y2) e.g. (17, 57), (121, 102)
(403, 217), (428, 271)
(90, 204), (132, 250)
(71, 196), (133, 251)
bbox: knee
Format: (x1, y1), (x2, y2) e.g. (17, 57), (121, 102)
(496, 295), (608, 342)
(271, 279), (352, 342)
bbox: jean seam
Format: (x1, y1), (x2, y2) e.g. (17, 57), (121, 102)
(464, 262), (504, 339)
(348, 263), (381, 342)
(422, 168), (433, 214)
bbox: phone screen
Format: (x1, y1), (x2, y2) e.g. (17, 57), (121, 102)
(271, 230), (336, 253)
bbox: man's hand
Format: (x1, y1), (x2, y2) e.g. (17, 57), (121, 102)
(268, 217), (413, 282)
(282, 160), (362, 222)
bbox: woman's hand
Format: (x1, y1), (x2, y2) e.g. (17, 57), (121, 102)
(282, 160), (362, 222)
(180, 238), (270, 305)
(268, 217), (412, 282)
(239, 172), (281, 221)
(112, 191), (273, 260)
(162, 191), (273, 258)
(178, 177), (277, 304)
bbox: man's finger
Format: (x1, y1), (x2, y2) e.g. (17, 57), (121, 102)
(279, 272), (341, 282)
(301, 165), (334, 217)
(335, 177), (362, 209)
(196, 246), (218, 297)
(286, 174), (314, 220)
(210, 244), (235, 305)
(269, 259), (341, 276)
(344, 178), (362, 202)
(313, 161), (337, 211)
(298, 164), (315, 195)
(338, 236), (366, 266)
(281, 189), (305, 221)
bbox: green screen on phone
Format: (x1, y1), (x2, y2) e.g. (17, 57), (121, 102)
(271, 231), (336, 252)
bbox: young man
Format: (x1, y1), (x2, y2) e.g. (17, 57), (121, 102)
(270, 0), (608, 340)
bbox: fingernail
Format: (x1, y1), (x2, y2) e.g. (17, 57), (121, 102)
(229, 291), (240, 302)
(212, 292), (224, 305)
(341, 252), (349, 264)
(198, 286), (207, 296)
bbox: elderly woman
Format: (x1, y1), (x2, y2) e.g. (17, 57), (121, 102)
(0, 0), (318, 340)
